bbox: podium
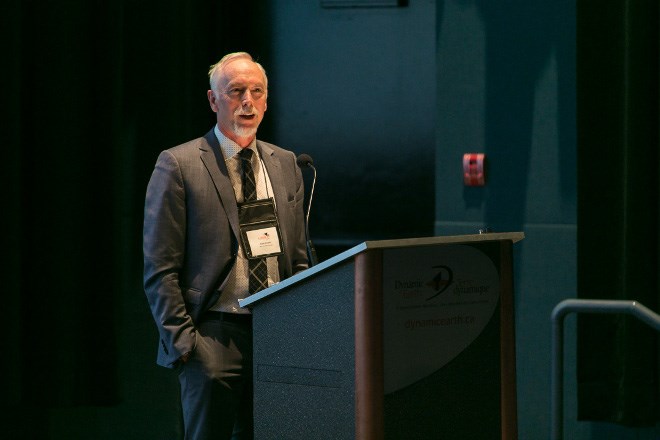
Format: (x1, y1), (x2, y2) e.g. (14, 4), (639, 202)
(239, 232), (524, 440)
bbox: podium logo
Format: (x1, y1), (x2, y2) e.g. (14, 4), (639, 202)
(426, 265), (453, 301)
(393, 279), (424, 300)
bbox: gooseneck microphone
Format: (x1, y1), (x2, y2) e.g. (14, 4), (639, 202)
(296, 154), (319, 266)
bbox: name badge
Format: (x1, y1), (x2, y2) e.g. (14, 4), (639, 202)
(238, 198), (285, 259)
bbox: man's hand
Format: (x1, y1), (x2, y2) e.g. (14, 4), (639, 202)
(180, 351), (192, 364)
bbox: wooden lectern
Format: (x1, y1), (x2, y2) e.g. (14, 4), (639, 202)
(239, 232), (524, 440)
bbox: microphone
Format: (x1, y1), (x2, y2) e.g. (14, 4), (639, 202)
(296, 154), (319, 266)
(296, 153), (313, 168)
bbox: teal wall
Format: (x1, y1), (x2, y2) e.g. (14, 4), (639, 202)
(267, 0), (580, 437)
(434, 0), (580, 438)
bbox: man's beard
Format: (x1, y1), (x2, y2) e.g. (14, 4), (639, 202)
(232, 107), (259, 138)
(232, 123), (258, 138)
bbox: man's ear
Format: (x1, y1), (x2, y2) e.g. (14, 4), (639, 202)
(207, 90), (218, 112)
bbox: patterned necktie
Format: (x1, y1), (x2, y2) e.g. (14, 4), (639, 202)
(239, 148), (269, 294)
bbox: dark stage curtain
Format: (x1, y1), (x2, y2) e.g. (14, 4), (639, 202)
(2, 0), (270, 435)
(577, 0), (660, 426)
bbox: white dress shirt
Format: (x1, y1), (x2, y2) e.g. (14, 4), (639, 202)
(209, 125), (280, 313)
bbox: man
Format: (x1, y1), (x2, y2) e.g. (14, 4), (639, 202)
(143, 52), (308, 440)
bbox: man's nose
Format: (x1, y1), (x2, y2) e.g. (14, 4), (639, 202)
(241, 90), (255, 105)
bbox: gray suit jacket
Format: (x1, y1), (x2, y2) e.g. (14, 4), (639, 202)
(143, 129), (308, 367)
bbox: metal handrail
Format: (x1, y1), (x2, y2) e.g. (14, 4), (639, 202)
(551, 299), (660, 440)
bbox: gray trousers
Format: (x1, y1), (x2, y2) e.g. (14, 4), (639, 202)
(178, 314), (253, 440)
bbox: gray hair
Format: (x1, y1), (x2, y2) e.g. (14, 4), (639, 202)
(208, 52), (268, 94)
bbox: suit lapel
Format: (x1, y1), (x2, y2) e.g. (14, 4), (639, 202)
(200, 129), (240, 240)
(257, 141), (286, 209)
(258, 141), (293, 273)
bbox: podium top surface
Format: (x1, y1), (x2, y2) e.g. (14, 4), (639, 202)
(239, 231), (524, 308)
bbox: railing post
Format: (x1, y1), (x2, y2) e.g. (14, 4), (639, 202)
(550, 303), (566, 440)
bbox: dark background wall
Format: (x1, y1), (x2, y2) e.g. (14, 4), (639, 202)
(266, 1), (436, 251)
(3, 0), (658, 439)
